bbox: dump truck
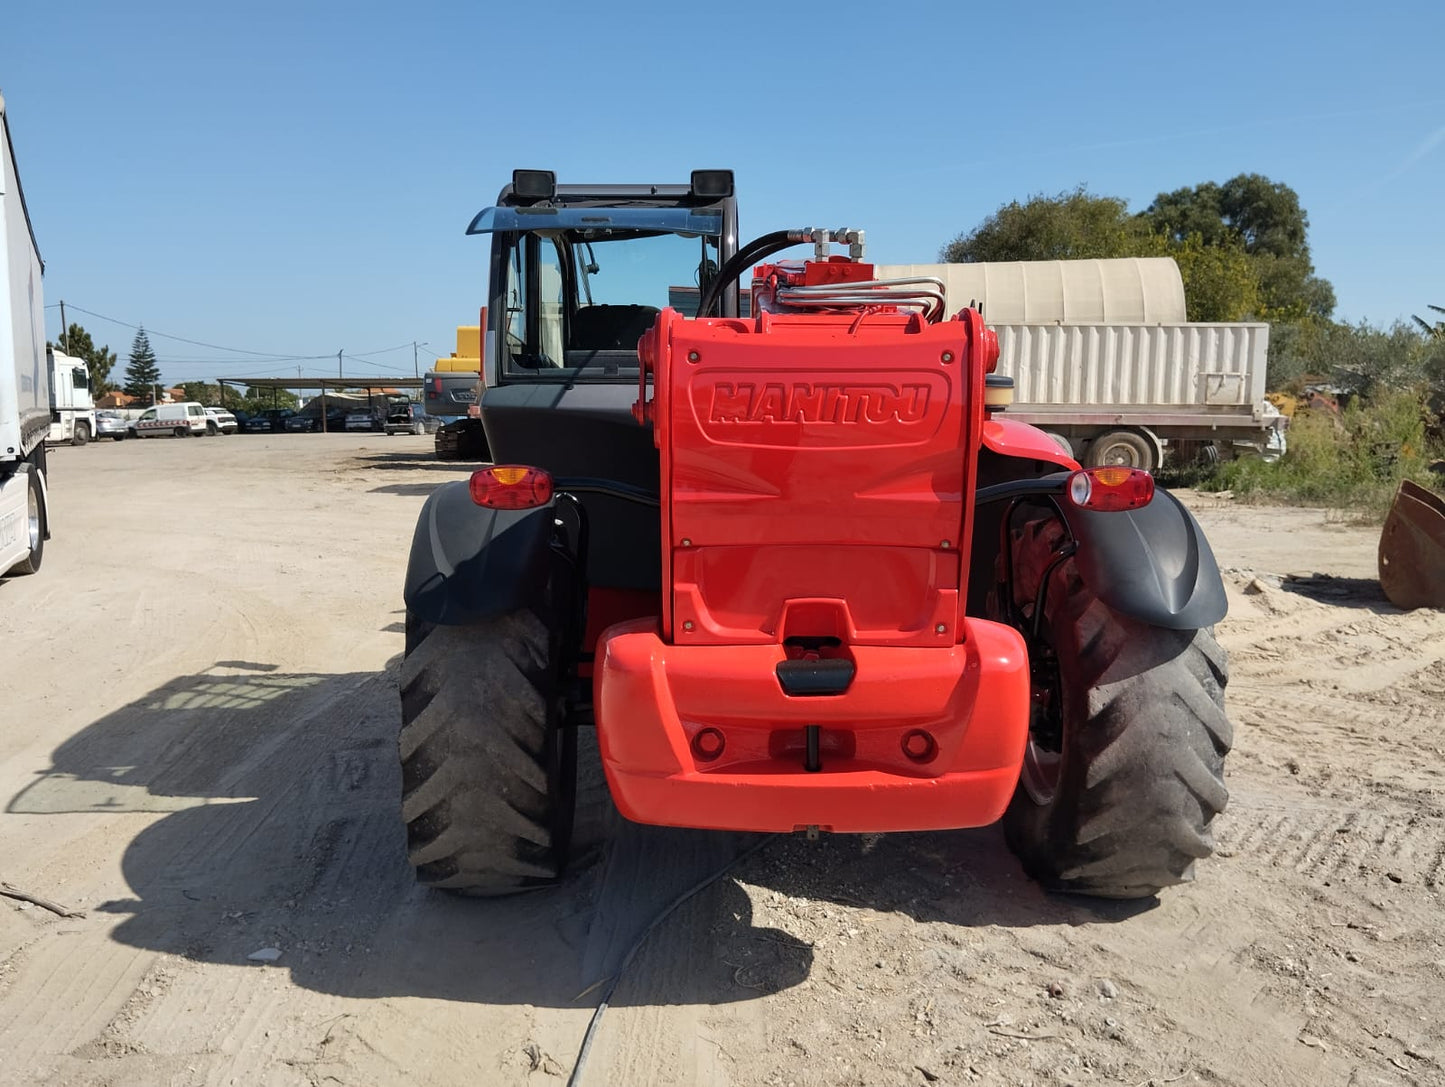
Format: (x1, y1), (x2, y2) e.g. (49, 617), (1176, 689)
(876, 259), (1285, 470)
(399, 171), (1232, 900)
(0, 91), (51, 577)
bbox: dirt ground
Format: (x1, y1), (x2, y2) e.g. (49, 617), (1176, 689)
(1, 435), (1441, 1087)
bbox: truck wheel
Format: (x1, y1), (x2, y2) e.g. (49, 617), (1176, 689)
(174, 426), (189, 438)
(71, 422), (91, 447)
(206, 421), (219, 436)
(996, 514), (1231, 898)
(10, 469), (45, 575)
(1084, 430), (1155, 471)
(1040, 431), (1073, 459)
(398, 609), (576, 894)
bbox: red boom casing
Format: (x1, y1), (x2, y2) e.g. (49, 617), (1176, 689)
(594, 287), (1031, 833)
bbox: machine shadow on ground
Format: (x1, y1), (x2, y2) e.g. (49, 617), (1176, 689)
(1276, 573), (1395, 610)
(10, 667), (1146, 1013)
(368, 481), (452, 497)
(350, 451), (478, 473)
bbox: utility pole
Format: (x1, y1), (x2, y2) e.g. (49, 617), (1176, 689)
(338, 349), (343, 380)
(413, 341), (418, 379)
(59, 300), (69, 352)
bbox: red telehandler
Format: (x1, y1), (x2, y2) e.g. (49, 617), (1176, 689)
(400, 171), (1232, 900)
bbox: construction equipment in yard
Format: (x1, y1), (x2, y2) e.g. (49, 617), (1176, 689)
(1379, 479), (1445, 610)
(399, 170), (1233, 901)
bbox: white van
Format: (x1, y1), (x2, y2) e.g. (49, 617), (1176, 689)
(133, 402), (217, 438)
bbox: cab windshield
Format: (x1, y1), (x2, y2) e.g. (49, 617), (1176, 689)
(494, 226), (721, 381)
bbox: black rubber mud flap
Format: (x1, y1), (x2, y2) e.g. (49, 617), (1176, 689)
(403, 480), (555, 625)
(1055, 488), (1226, 630)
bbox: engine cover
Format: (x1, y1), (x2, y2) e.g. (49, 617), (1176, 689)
(637, 305), (995, 646)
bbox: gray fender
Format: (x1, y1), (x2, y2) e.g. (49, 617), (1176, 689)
(1056, 488), (1227, 629)
(403, 480), (555, 625)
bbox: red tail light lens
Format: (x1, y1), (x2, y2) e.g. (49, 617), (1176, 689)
(1066, 467), (1154, 511)
(468, 465), (554, 509)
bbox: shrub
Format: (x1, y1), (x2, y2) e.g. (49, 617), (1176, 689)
(1199, 386), (1442, 517)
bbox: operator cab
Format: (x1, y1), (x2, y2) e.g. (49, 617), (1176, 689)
(467, 170), (740, 590)
(470, 169), (741, 386)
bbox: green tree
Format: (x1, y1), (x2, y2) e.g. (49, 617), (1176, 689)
(939, 187), (1145, 263)
(180, 381), (221, 404)
(1164, 234), (1260, 323)
(939, 188), (1260, 323)
(1138, 174), (1334, 320)
(1412, 304), (1445, 340)
(47, 323), (118, 395)
(241, 386), (299, 414)
(123, 328), (163, 405)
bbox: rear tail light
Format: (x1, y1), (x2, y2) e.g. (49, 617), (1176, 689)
(1066, 467), (1154, 511)
(468, 465), (554, 509)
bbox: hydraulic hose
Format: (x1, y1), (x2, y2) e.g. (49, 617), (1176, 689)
(695, 229), (812, 318)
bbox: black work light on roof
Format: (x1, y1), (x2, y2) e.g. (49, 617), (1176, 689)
(511, 169), (556, 201)
(690, 169), (734, 199)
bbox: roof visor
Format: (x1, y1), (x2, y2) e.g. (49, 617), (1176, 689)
(466, 206), (725, 236)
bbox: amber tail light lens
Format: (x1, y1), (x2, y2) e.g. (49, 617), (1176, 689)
(1066, 467), (1154, 511)
(468, 465), (554, 509)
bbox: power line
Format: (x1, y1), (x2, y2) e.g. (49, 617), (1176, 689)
(346, 341), (416, 358)
(53, 300), (432, 376)
(60, 303), (334, 359)
(342, 356), (413, 372)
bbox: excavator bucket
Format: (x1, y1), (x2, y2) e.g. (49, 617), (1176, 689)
(1378, 479), (1445, 609)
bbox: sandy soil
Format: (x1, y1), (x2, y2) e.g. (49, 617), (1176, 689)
(0, 434), (1441, 1087)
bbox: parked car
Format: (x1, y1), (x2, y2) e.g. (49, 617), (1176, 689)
(95, 411), (130, 441)
(384, 402), (441, 435)
(284, 413), (315, 432)
(204, 407), (238, 434)
(345, 408), (381, 432)
(242, 408), (294, 434)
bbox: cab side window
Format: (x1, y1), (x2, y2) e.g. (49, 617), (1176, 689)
(504, 234), (566, 370)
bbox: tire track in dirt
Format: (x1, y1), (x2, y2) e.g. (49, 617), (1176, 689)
(1219, 792), (1445, 889)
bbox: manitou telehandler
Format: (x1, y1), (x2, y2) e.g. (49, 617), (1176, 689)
(399, 170), (1232, 900)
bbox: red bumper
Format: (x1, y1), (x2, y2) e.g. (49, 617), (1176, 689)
(593, 618), (1030, 833)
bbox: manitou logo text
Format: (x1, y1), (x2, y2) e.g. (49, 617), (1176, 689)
(708, 382), (931, 425)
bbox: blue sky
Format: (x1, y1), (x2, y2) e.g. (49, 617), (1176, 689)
(2, 0), (1441, 384)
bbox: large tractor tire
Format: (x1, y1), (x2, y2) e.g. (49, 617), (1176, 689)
(398, 609), (576, 895)
(997, 514), (1231, 898)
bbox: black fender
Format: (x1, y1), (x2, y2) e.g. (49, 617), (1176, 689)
(1054, 487), (1227, 630)
(403, 480), (555, 625)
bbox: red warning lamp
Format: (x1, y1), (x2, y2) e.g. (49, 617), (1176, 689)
(468, 465), (554, 509)
(1066, 467), (1155, 512)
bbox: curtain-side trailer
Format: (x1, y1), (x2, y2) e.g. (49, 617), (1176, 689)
(877, 259), (1286, 470)
(1, 91), (51, 576)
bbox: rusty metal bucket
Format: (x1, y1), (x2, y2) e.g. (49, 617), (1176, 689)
(1378, 479), (1445, 609)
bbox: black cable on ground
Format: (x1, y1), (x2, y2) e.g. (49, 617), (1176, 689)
(565, 837), (771, 1087)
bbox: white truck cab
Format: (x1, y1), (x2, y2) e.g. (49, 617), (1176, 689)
(134, 401), (216, 438)
(46, 349), (96, 445)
